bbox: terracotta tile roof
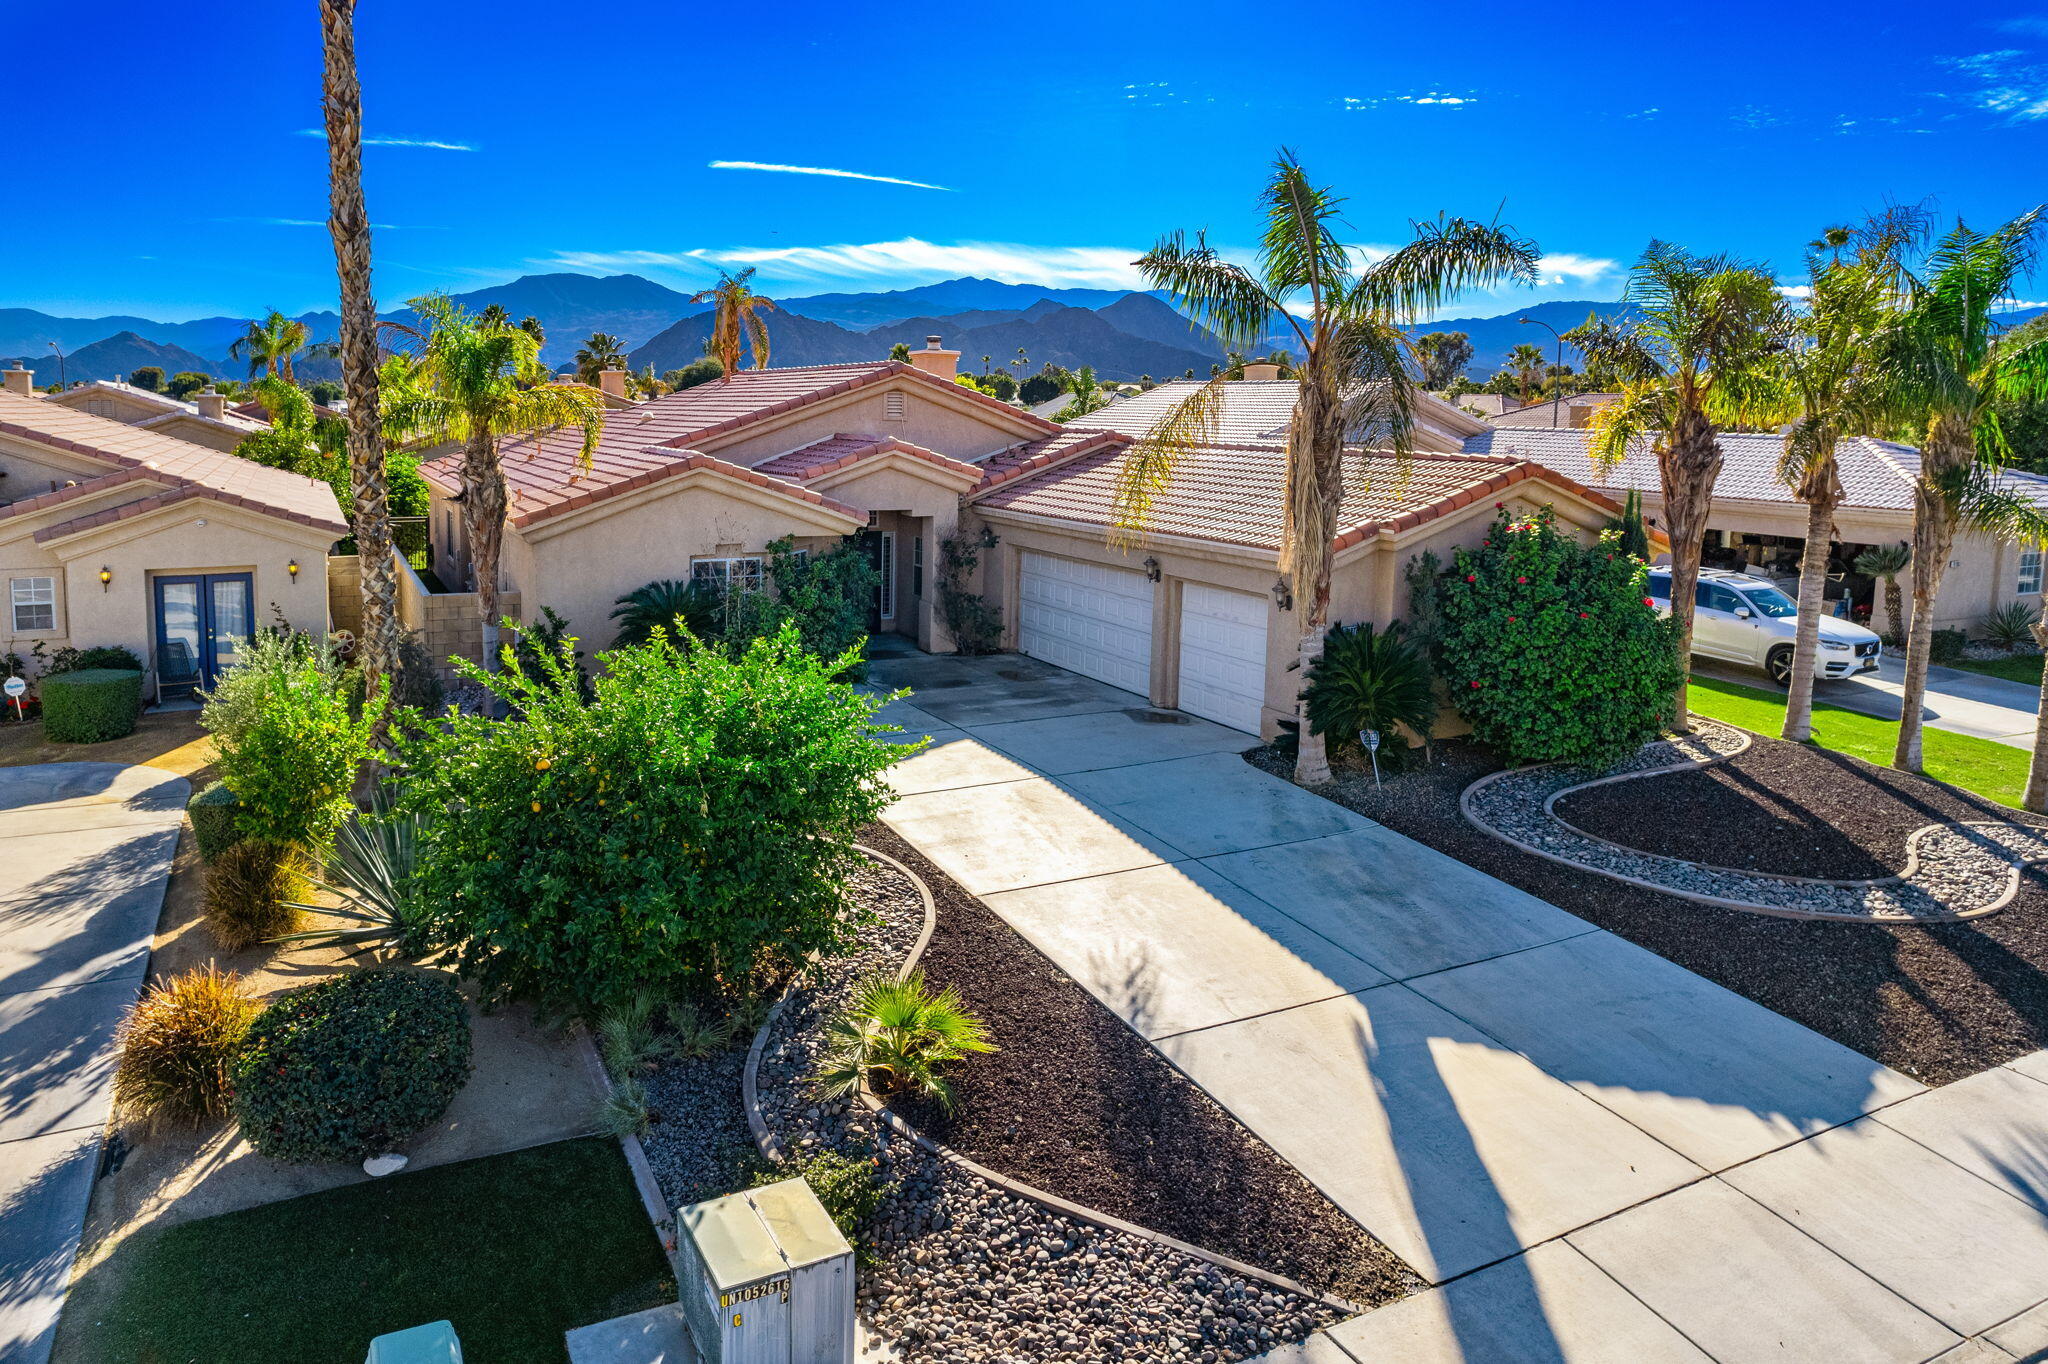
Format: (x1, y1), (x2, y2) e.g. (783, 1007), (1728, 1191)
(972, 438), (1615, 554)
(468, 446), (865, 530)
(1067, 379), (1489, 452)
(973, 428), (1133, 492)
(0, 391), (346, 533)
(1461, 428), (1939, 514)
(754, 433), (982, 483)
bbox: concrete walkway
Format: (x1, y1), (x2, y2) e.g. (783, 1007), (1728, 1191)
(0, 763), (186, 1364)
(1703, 653), (2042, 749)
(869, 653), (2048, 1364)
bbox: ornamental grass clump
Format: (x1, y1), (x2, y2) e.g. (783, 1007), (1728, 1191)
(113, 966), (259, 1128)
(395, 622), (905, 1016)
(204, 838), (308, 952)
(1437, 506), (1682, 767)
(814, 971), (996, 1113)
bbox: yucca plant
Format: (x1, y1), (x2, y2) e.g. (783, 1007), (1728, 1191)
(1303, 620), (1438, 764)
(1980, 600), (2040, 652)
(113, 966), (260, 1128)
(815, 972), (995, 1113)
(270, 803), (433, 958)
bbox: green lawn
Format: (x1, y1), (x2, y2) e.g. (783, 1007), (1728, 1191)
(1944, 652), (2046, 686)
(1688, 675), (2032, 808)
(60, 1139), (673, 1364)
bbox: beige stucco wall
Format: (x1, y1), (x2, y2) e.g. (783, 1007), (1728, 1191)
(51, 389), (171, 425)
(0, 430), (113, 502)
(702, 383), (1037, 468)
(141, 415), (247, 454)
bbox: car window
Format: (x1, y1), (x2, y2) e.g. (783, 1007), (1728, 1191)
(1741, 584), (1799, 618)
(1696, 582), (1745, 613)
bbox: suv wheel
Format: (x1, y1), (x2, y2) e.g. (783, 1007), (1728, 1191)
(1766, 646), (1796, 687)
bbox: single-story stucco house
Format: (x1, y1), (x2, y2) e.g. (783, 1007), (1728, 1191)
(1464, 425), (2048, 637)
(28, 370), (273, 453)
(0, 388), (342, 698)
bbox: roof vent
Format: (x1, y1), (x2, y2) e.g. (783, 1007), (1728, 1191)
(884, 391), (906, 421)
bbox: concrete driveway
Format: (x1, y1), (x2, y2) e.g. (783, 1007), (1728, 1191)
(1701, 653), (2041, 749)
(870, 652), (2048, 1363)
(0, 763), (186, 1364)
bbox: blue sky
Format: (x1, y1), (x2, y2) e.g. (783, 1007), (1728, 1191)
(7, 0), (2044, 322)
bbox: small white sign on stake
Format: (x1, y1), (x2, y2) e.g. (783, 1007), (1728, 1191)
(3, 675), (25, 722)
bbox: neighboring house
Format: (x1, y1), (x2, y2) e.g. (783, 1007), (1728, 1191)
(1066, 374), (1495, 453)
(36, 373), (271, 453)
(0, 385), (342, 698)
(1447, 392), (1523, 418)
(1488, 392), (1620, 430)
(1465, 426), (2048, 635)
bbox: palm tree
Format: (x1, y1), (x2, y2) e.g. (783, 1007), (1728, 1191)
(1506, 342), (1546, 404)
(691, 269), (776, 375)
(888, 342), (912, 363)
(575, 332), (627, 382)
(1852, 542), (1912, 642)
(317, 0), (402, 687)
(382, 297), (605, 669)
(1054, 366), (1108, 422)
(230, 309), (313, 383)
(1575, 244), (1784, 725)
(1122, 151), (1539, 783)
(1769, 213), (1915, 741)
(1877, 207), (2048, 775)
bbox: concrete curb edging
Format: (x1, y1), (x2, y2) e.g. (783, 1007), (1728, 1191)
(1460, 716), (2047, 923)
(742, 843), (1360, 1318)
(572, 1022), (675, 1246)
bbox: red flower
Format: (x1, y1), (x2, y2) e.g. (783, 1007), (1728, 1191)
(1469, 680), (1482, 689)
(1495, 501), (1505, 509)
(1579, 612), (1589, 619)
(1642, 596), (1655, 607)
(1465, 574), (1476, 583)
(1515, 576), (1528, 584)
(1507, 615), (1518, 622)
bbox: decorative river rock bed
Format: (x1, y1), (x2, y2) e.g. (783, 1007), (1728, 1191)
(1463, 717), (2048, 922)
(642, 849), (1340, 1364)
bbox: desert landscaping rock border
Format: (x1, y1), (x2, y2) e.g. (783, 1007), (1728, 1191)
(1462, 717), (2048, 922)
(744, 843), (1355, 1316)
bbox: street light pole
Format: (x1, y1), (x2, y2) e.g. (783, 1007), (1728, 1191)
(1519, 317), (1564, 428)
(47, 341), (66, 391)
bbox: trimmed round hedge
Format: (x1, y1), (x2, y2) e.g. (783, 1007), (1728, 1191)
(231, 969), (472, 1164)
(40, 668), (142, 743)
(187, 781), (246, 861)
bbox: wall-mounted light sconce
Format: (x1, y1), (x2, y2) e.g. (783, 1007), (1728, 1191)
(1272, 577), (1293, 611)
(1143, 556), (1162, 583)
(288, 559), (300, 582)
(98, 566), (112, 593)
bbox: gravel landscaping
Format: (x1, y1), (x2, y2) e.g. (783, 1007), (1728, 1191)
(646, 830), (1413, 1363)
(1251, 731), (2048, 1086)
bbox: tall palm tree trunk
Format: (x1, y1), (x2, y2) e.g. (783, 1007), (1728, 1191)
(1283, 370), (1346, 785)
(2026, 598), (2048, 813)
(1894, 423), (1968, 772)
(1782, 470), (1841, 743)
(1656, 407), (1721, 726)
(318, 0), (402, 688)
(461, 432), (509, 671)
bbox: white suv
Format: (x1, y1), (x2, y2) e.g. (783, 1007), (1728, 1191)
(1645, 568), (1883, 686)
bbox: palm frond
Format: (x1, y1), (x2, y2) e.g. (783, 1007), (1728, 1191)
(1258, 150), (1354, 318)
(1113, 376), (1230, 546)
(1134, 230), (1287, 351)
(1585, 380), (1668, 472)
(1354, 213), (1541, 322)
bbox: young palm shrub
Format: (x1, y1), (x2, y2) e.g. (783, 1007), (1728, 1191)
(609, 578), (721, 648)
(1853, 542), (1913, 643)
(815, 972), (995, 1113)
(113, 966), (260, 1127)
(595, 1076), (652, 1138)
(1302, 620), (1438, 767)
(270, 802), (432, 957)
(1980, 601), (2040, 652)
(204, 839), (307, 952)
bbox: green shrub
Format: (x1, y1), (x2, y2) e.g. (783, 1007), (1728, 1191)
(814, 971), (995, 1112)
(113, 965), (259, 1128)
(396, 623), (904, 1015)
(74, 645), (145, 672)
(129, 366), (165, 393)
(1303, 621), (1437, 762)
(1437, 506), (1682, 767)
(166, 371), (212, 400)
(1979, 602), (2039, 651)
(204, 838), (306, 951)
(714, 538), (878, 672)
(1930, 627), (1970, 665)
(201, 632), (381, 847)
(231, 969), (472, 1164)
(937, 528), (1003, 656)
(40, 668), (142, 743)
(609, 579), (722, 649)
(187, 781), (246, 861)
(755, 1149), (888, 1259)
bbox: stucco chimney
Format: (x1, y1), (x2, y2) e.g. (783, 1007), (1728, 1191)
(1, 364), (31, 396)
(908, 335), (959, 382)
(1241, 362), (1283, 382)
(597, 368), (627, 398)
(195, 386), (227, 421)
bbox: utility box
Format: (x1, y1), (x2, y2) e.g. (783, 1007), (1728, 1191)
(365, 1320), (461, 1364)
(674, 1178), (854, 1364)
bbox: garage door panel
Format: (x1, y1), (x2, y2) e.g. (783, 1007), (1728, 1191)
(1178, 584), (1268, 734)
(1018, 552), (1153, 696)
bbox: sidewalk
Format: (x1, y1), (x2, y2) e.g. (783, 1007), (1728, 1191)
(871, 651), (2048, 1364)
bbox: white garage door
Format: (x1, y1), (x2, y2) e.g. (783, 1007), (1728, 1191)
(1018, 552), (1153, 695)
(1178, 583), (1268, 734)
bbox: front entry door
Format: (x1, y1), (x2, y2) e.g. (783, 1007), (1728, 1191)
(154, 573), (253, 695)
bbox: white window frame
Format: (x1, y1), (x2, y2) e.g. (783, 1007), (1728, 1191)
(877, 532), (896, 620)
(10, 576), (56, 633)
(690, 557), (764, 592)
(911, 534), (924, 599)
(2020, 548), (2043, 597)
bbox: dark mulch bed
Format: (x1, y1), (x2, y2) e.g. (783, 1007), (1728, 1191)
(1556, 738), (2048, 881)
(1248, 734), (2048, 1088)
(860, 824), (1423, 1308)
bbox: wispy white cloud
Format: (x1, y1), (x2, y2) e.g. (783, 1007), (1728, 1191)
(1999, 15), (2048, 36)
(1624, 106), (1661, 120)
(1537, 253), (1622, 286)
(1939, 49), (2048, 120)
(1777, 283), (1814, 300)
(542, 237), (1147, 290)
(1342, 90), (1478, 110)
(707, 160), (952, 191)
(296, 128), (476, 151)
(213, 215), (409, 230)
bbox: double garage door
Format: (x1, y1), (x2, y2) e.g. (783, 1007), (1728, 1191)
(1017, 552), (1266, 734)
